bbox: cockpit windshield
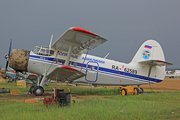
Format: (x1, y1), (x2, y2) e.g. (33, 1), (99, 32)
(32, 46), (54, 56)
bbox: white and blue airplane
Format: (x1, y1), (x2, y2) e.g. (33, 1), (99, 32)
(7, 27), (172, 96)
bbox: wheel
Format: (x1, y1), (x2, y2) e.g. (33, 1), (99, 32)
(121, 88), (127, 96)
(33, 86), (44, 96)
(133, 88), (139, 95)
(29, 85), (35, 94)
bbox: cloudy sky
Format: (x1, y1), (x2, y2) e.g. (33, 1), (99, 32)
(0, 1), (180, 69)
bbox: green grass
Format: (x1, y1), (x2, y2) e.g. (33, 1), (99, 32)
(1, 81), (180, 120)
(1, 94), (180, 120)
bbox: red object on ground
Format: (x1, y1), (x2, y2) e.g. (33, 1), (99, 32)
(43, 97), (55, 106)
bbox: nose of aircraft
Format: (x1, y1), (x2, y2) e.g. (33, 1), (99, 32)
(9, 49), (30, 72)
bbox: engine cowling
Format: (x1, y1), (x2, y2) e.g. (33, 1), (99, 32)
(9, 49), (30, 72)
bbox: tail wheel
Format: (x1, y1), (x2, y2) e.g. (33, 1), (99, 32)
(33, 86), (44, 96)
(134, 88), (139, 95)
(121, 88), (127, 96)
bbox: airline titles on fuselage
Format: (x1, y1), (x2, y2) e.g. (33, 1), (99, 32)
(58, 51), (78, 59)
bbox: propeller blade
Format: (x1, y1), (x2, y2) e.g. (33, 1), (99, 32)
(5, 61), (9, 71)
(8, 37), (12, 57)
(5, 37), (12, 72)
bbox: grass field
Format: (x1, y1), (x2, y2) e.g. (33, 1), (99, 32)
(0, 80), (180, 120)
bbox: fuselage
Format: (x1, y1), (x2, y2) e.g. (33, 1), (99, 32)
(27, 46), (165, 86)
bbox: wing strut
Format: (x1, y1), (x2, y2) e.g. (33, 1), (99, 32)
(80, 48), (89, 71)
(64, 41), (81, 66)
(64, 44), (73, 66)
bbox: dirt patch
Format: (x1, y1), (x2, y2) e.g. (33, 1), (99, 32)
(140, 79), (180, 91)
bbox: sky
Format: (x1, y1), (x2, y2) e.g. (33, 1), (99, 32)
(0, 1), (180, 70)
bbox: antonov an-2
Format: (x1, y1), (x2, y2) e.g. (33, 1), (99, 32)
(7, 27), (172, 96)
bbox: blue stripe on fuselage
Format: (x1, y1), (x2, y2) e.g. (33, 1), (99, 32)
(29, 55), (163, 83)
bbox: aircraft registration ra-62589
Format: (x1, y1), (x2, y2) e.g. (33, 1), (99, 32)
(7, 27), (172, 96)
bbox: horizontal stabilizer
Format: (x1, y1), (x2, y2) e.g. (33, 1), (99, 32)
(139, 60), (173, 66)
(47, 66), (86, 82)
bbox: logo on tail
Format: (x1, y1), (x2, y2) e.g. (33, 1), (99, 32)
(143, 50), (150, 59)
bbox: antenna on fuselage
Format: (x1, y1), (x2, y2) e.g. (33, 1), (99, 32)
(104, 52), (110, 59)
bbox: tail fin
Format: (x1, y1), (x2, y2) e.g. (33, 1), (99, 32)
(130, 40), (172, 82)
(131, 40), (165, 63)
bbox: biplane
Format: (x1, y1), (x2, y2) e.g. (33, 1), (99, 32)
(5, 27), (172, 96)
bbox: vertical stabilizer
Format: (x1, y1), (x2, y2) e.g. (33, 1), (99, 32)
(130, 40), (173, 82)
(131, 40), (165, 63)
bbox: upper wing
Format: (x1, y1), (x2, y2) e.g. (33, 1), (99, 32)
(46, 66), (86, 82)
(51, 27), (107, 54)
(139, 60), (173, 66)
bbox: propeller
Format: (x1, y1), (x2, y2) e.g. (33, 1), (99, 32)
(5, 37), (12, 72)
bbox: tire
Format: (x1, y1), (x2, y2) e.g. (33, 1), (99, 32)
(121, 88), (127, 96)
(29, 85), (35, 94)
(33, 86), (44, 96)
(134, 88), (139, 95)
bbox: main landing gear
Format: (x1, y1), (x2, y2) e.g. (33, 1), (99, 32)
(29, 85), (44, 96)
(29, 74), (47, 96)
(119, 86), (144, 96)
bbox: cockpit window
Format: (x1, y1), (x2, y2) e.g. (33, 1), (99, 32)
(32, 46), (54, 56)
(32, 47), (40, 54)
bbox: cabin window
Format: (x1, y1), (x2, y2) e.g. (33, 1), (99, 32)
(39, 49), (45, 55)
(32, 47), (40, 54)
(32, 46), (54, 56)
(62, 60), (65, 64)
